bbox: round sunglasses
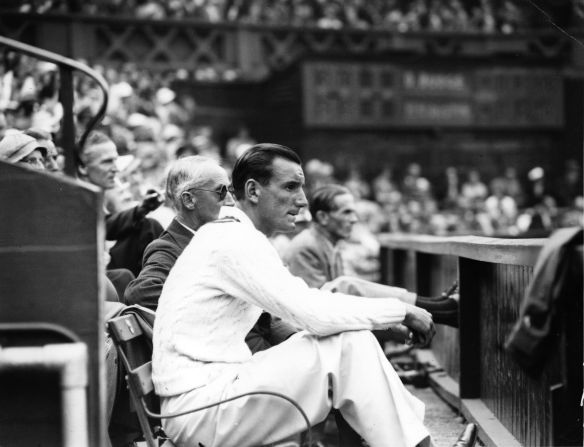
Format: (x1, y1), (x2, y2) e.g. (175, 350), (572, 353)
(185, 184), (230, 200)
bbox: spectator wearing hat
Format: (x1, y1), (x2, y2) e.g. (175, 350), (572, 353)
(24, 127), (61, 173)
(0, 131), (47, 171)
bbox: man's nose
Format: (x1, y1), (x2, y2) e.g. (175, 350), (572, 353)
(223, 191), (235, 206)
(47, 158), (59, 171)
(296, 189), (308, 207)
(33, 160), (45, 170)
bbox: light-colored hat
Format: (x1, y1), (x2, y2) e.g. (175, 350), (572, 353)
(111, 81), (133, 98)
(156, 87), (175, 105)
(527, 166), (544, 181)
(0, 133), (47, 163)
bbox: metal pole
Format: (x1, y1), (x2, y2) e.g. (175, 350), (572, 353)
(59, 66), (76, 177)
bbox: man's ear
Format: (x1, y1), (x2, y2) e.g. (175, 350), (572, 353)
(245, 179), (260, 204)
(181, 191), (196, 210)
(77, 162), (87, 177)
(315, 210), (329, 225)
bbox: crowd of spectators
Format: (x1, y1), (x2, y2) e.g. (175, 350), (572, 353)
(1, 50), (582, 244)
(304, 158), (583, 239)
(0, 48), (582, 297)
(7, 0), (581, 33)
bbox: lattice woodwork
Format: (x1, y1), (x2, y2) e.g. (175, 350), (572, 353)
(93, 22), (231, 70)
(0, 14), (578, 78)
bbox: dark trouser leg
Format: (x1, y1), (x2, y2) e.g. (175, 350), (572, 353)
(335, 409), (364, 447)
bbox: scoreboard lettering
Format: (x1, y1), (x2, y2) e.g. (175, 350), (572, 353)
(303, 62), (563, 128)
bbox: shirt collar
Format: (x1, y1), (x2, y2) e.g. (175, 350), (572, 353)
(219, 205), (254, 228)
(176, 219), (197, 235)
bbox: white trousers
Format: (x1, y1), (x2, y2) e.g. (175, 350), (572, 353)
(161, 330), (430, 447)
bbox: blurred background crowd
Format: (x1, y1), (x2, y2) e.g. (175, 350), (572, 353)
(0, 1), (582, 282)
(1, 52), (581, 241)
(5, 0), (584, 32)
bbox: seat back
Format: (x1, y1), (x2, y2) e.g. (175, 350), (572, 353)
(107, 313), (160, 447)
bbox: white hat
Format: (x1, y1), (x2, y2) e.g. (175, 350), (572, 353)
(111, 81), (133, 98)
(528, 167), (544, 181)
(156, 87), (175, 105)
(0, 133), (47, 163)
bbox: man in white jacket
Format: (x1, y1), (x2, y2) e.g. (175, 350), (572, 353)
(153, 143), (436, 447)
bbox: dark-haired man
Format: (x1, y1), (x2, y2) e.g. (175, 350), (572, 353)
(284, 184), (459, 327)
(152, 143), (468, 447)
(124, 155), (295, 351)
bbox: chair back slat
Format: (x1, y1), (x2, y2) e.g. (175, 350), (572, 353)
(108, 315), (145, 343)
(128, 362), (155, 397)
(107, 312), (160, 447)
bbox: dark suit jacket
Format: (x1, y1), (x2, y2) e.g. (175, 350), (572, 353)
(106, 206), (143, 241)
(106, 206), (164, 277)
(124, 217), (296, 351)
(124, 217), (193, 309)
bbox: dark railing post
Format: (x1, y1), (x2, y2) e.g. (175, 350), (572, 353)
(59, 65), (76, 177)
(393, 249), (408, 289)
(415, 252), (433, 295)
(458, 257), (482, 399)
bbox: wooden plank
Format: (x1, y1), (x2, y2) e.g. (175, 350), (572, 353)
(379, 233), (544, 266)
(460, 398), (522, 447)
(416, 349), (460, 409)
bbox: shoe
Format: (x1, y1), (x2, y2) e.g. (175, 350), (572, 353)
(451, 423), (477, 447)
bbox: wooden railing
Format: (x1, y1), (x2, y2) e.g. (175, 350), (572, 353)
(379, 234), (582, 447)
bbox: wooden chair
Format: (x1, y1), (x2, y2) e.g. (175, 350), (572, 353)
(107, 312), (312, 447)
(107, 313), (172, 447)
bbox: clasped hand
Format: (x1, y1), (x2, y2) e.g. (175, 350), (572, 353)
(402, 304), (436, 347)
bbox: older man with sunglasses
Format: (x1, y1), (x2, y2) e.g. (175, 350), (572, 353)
(125, 155), (233, 310)
(124, 155), (296, 352)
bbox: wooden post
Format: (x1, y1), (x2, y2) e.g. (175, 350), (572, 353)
(392, 249), (408, 288)
(459, 257), (482, 399)
(415, 252), (433, 295)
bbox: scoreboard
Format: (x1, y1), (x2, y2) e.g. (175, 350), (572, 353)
(302, 62), (564, 128)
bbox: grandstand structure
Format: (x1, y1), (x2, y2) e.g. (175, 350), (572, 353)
(0, 5), (582, 447)
(0, 8), (582, 180)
